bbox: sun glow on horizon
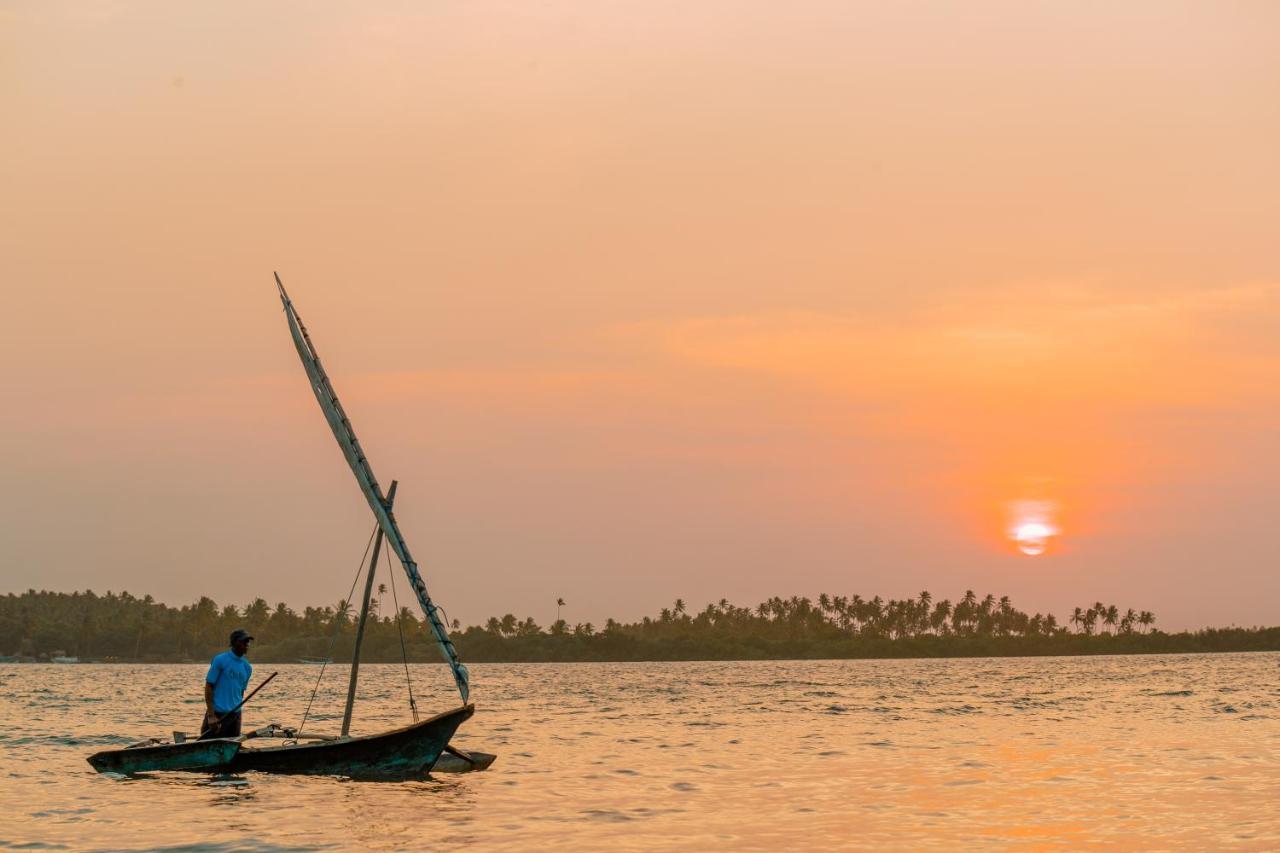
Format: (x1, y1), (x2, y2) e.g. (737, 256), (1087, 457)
(1007, 500), (1060, 556)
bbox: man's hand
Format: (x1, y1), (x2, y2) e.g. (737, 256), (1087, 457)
(203, 682), (218, 731)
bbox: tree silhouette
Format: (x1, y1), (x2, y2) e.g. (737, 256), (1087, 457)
(7, 588), (1259, 665)
(1103, 605), (1120, 635)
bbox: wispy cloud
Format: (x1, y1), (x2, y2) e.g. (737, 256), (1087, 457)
(616, 281), (1280, 408)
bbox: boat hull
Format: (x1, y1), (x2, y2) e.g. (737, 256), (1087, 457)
(227, 704), (473, 777)
(87, 738), (240, 774)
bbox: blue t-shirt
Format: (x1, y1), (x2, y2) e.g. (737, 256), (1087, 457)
(206, 650), (253, 714)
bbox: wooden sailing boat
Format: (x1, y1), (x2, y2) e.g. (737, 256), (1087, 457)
(223, 274), (482, 775)
(88, 274), (490, 776)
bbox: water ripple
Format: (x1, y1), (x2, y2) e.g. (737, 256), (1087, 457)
(0, 654), (1277, 849)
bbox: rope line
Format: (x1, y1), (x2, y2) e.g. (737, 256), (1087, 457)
(297, 524), (377, 735)
(387, 544), (419, 723)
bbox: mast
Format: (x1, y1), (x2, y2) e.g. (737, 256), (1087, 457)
(342, 480), (397, 737)
(275, 273), (470, 704)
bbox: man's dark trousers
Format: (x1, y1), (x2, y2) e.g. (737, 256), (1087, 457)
(199, 711), (242, 740)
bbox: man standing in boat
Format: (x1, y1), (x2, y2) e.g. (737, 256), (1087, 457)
(200, 629), (253, 739)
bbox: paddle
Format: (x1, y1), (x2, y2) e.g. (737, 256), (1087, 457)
(443, 743), (476, 765)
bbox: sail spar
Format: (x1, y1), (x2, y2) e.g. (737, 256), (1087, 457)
(274, 273), (470, 703)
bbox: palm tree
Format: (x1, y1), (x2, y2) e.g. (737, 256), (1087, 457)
(997, 596), (1014, 636)
(1103, 605), (1119, 635)
(832, 596), (850, 631)
(956, 590), (977, 635)
(931, 600), (952, 636)
(334, 598), (353, 627)
(917, 591), (932, 635)
(866, 596), (885, 637)
(1138, 611), (1155, 633)
(1070, 607), (1085, 633)
(849, 595), (865, 633)
(556, 597), (566, 623)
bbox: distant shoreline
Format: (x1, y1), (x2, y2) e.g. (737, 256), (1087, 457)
(5, 629), (1276, 665)
(4, 649), (1278, 665)
(463, 635), (1280, 664)
(4, 588), (1276, 665)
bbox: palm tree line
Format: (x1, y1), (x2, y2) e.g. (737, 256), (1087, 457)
(0, 589), (433, 662)
(10, 587), (1266, 665)
(488, 591), (1156, 643)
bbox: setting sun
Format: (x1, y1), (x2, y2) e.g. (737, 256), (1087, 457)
(1014, 522), (1054, 556)
(1007, 499), (1060, 556)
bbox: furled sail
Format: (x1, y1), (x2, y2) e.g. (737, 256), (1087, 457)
(274, 273), (470, 703)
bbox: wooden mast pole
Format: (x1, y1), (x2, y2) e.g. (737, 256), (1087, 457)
(342, 479), (397, 737)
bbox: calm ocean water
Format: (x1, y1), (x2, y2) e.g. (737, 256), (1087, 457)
(1, 654), (1276, 850)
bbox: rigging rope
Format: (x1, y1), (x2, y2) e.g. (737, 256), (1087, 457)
(297, 524), (378, 735)
(387, 543), (419, 722)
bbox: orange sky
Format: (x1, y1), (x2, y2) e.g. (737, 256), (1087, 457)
(2, 1), (1278, 630)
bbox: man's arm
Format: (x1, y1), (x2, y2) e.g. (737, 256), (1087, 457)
(204, 662), (220, 726)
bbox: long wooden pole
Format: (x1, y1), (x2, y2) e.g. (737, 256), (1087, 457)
(342, 480), (397, 737)
(217, 671), (278, 723)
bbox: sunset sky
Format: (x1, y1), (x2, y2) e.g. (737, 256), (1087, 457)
(3, 2), (1278, 630)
